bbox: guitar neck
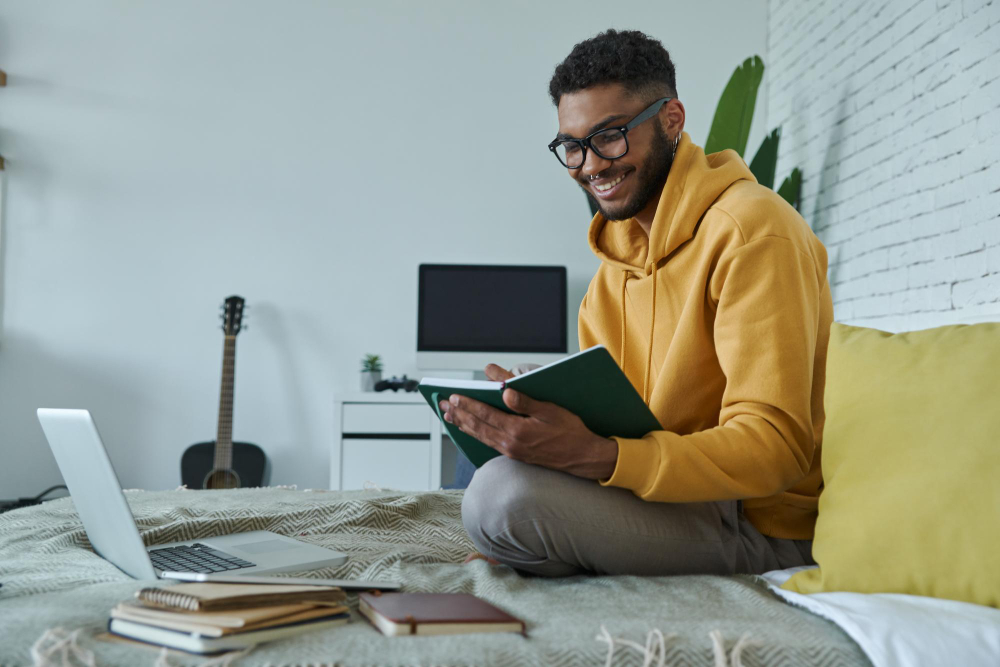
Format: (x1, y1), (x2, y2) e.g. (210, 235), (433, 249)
(214, 335), (237, 471)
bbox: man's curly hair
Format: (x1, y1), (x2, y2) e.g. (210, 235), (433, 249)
(548, 29), (677, 106)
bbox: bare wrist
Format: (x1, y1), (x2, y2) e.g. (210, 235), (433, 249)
(590, 436), (618, 480)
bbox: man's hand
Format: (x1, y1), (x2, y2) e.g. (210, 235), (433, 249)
(438, 368), (618, 480)
(484, 364), (515, 382)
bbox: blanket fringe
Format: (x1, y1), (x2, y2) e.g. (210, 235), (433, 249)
(710, 629), (758, 667)
(199, 646), (253, 666)
(596, 625), (675, 667)
(597, 626), (757, 667)
(30, 627), (95, 667)
(30, 627), (251, 667)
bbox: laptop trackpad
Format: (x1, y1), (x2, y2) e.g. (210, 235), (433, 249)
(233, 539), (302, 554)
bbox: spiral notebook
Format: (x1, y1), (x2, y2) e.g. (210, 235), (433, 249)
(135, 582), (345, 612)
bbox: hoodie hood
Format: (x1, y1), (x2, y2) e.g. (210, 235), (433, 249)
(584, 132), (756, 401)
(587, 132), (756, 276)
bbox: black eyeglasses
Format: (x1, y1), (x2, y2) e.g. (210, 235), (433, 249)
(548, 97), (673, 169)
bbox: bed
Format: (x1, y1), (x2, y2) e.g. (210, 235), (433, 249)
(0, 487), (873, 666)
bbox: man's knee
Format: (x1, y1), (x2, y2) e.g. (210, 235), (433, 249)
(461, 456), (537, 551)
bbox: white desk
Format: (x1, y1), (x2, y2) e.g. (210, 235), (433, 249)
(331, 392), (443, 491)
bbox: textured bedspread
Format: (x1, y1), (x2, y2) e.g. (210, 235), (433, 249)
(0, 488), (871, 666)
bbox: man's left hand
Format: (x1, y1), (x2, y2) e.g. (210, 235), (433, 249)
(438, 389), (618, 480)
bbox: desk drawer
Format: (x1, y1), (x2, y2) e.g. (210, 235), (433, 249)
(342, 403), (430, 435)
(341, 438), (432, 491)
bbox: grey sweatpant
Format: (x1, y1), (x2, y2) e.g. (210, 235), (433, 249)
(461, 456), (814, 577)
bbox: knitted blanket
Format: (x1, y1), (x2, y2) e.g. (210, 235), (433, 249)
(0, 488), (870, 666)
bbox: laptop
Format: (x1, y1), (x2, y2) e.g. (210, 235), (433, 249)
(37, 408), (349, 580)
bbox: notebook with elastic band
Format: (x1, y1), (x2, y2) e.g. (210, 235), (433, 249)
(358, 592), (526, 636)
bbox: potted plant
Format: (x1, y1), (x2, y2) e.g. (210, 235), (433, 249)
(360, 354), (383, 392)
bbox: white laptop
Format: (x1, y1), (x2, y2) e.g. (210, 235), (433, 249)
(36, 408), (349, 580)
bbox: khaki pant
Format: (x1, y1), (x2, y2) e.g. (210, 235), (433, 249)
(461, 456), (815, 577)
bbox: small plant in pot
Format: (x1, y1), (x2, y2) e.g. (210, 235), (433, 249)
(360, 354), (383, 392)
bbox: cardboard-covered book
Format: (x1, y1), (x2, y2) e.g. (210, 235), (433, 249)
(418, 345), (661, 467)
(358, 592), (525, 636)
(110, 600), (347, 637)
(108, 614), (349, 654)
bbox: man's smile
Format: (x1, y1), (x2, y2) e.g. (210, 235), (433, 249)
(588, 170), (631, 199)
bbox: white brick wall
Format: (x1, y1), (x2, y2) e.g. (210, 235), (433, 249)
(767, 0), (1000, 331)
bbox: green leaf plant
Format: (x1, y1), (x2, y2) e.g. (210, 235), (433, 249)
(705, 55), (802, 211)
(361, 354), (383, 373)
(705, 55), (764, 158)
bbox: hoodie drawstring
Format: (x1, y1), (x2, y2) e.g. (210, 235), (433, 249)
(620, 271), (628, 373)
(622, 266), (657, 404)
(643, 263), (657, 402)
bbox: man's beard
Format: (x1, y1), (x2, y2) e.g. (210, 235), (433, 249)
(582, 123), (675, 222)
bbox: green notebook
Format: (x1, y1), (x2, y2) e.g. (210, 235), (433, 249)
(417, 345), (662, 468)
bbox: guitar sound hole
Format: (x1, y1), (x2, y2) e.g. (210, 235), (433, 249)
(204, 469), (241, 489)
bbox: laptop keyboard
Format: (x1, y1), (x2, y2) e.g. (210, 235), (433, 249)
(148, 543), (256, 574)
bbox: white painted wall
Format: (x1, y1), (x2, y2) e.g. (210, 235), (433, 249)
(767, 0), (1000, 332)
(0, 0), (768, 497)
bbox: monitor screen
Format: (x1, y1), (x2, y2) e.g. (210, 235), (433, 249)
(417, 264), (567, 353)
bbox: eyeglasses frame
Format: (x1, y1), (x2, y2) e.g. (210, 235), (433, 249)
(548, 96), (674, 169)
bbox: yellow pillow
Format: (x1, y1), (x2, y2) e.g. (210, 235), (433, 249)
(783, 321), (1000, 607)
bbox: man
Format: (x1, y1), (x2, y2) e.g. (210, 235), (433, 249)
(440, 30), (832, 577)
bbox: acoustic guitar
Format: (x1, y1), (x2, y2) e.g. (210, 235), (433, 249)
(180, 296), (268, 489)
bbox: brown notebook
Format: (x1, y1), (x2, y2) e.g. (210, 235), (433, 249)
(135, 582), (345, 612)
(358, 592), (525, 637)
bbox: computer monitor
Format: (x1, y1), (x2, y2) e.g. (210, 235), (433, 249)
(416, 264), (567, 371)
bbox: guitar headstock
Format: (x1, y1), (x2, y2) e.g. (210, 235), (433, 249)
(220, 296), (246, 336)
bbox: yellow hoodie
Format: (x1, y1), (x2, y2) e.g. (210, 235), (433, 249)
(579, 133), (833, 540)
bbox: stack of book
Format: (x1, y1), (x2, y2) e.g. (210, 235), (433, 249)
(108, 582), (349, 654)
